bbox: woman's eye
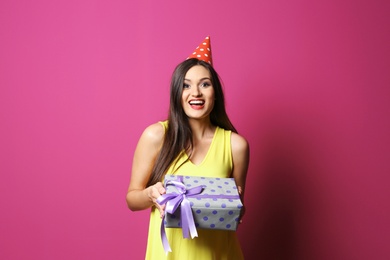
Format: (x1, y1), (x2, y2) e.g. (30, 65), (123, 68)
(201, 82), (211, 87)
(183, 84), (190, 89)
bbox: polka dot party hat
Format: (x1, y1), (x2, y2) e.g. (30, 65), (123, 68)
(187, 36), (213, 66)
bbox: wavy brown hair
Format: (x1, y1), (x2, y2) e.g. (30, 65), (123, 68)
(146, 58), (237, 187)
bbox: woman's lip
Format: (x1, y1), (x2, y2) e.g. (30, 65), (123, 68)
(189, 104), (205, 110)
(188, 99), (205, 105)
(188, 99), (205, 110)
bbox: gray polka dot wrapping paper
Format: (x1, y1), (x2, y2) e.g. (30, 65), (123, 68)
(160, 175), (243, 232)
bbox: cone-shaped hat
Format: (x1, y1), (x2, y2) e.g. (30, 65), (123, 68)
(187, 36), (213, 65)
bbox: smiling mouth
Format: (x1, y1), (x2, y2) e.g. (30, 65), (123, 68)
(189, 100), (205, 106)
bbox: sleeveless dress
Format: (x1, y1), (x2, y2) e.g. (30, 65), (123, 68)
(145, 121), (244, 260)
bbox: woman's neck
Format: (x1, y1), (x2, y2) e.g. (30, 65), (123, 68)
(188, 118), (215, 141)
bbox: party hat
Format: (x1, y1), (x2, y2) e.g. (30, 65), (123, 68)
(187, 36), (213, 65)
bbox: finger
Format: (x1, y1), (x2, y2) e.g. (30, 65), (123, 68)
(159, 205), (165, 218)
(238, 205), (246, 224)
(237, 186), (243, 195)
(158, 186), (166, 195)
(152, 183), (166, 218)
(154, 202), (165, 218)
(154, 182), (166, 195)
(152, 185), (163, 199)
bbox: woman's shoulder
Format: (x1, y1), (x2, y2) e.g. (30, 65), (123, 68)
(139, 121), (166, 147)
(230, 132), (249, 154)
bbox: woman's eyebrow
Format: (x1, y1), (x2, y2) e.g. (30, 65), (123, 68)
(184, 77), (211, 82)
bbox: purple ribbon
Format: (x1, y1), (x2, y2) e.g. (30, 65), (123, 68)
(157, 176), (204, 253)
(156, 176), (241, 253)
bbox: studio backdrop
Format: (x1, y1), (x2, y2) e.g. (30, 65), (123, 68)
(1, 0), (389, 259)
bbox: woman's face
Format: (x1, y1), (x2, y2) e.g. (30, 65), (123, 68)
(181, 65), (215, 121)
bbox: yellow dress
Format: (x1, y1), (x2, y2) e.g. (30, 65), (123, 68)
(145, 121), (244, 260)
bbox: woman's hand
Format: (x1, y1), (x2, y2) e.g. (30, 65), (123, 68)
(146, 182), (166, 218)
(237, 186), (246, 224)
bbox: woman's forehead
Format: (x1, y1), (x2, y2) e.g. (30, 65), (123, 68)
(184, 65), (211, 81)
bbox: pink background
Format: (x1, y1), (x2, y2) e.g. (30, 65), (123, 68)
(1, 0), (389, 259)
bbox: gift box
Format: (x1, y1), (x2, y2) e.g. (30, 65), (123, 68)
(160, 175), (243, 231)
(157, 175), (243, 253)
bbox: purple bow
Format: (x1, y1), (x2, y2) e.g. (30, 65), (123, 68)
(156, 176), (204, 253)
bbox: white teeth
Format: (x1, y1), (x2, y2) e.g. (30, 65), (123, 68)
(189, 100), (204, 105)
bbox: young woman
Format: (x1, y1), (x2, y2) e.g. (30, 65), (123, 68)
(126, 39), (249, 259)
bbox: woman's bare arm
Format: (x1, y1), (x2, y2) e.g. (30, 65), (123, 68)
(126, 123), (166, 216)
(231, 132), (250, 221)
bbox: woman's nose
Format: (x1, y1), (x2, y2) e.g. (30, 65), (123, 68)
(191, 86), (202, 96)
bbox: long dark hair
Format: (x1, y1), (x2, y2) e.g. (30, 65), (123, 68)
(146, 58), (237, 187)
